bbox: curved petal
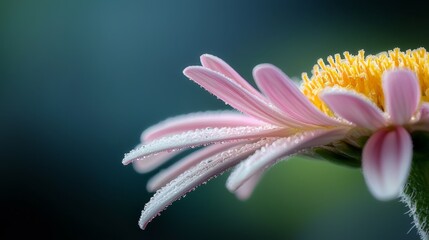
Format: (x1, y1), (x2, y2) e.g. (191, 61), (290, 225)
(413, 103), (429, 131)
(123, 125), (286, 165)
(183, 66), (300, 127)
(320, 88), (387, 130)
(142, 111), (264, 142)
(200, 54), (267, 101)
(362, 126), (412, 200)
(226, 127), (349, 191)
(253, 64), (340, 126)
(383, 69), (420, 125)
(146, 141), (248, 192)
(138, 139), (274, 229)
(233, 170), (264, 200)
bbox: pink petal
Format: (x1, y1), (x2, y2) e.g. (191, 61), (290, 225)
(383, 69), (420, 125)
(133, 150), (182, 173)
(123, 125), (286, 165)
(226, 127), (348, 191)
(413, 103), (429, 131)
(142, 111), (264, 142)
(419, 102), (429, 122)
(233, 170), (263, 200)
(146, 141), (248, 192)
(253, 64), (340, 126)
(200, 54), (267, 101)
(138, 139), (274, 229)
(320, 88), (387, 130)
(183, 66), (298, 127)
(362, 126), (412, 200)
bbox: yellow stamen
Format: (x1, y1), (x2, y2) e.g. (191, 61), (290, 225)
(301, 48), (429, 115)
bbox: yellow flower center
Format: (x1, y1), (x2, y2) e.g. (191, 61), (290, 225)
(301, 48), (429, 115)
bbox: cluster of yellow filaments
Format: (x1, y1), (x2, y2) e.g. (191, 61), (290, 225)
(301, 48), (429, 115)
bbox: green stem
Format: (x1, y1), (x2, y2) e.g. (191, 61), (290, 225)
(402, 159), (429, 240)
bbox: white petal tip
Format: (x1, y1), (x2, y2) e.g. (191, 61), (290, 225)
(183, 66), (201, 76)
(371, 190), (401, 201)
(226, 181), (238, 192)
(146, 180), (158, 192)
(252, 64), (279, 77)
(200, 54), (216, 62)
(235, 193), (251, 201)
(122, 157), (131, 165)
(138, 220), (147, 230)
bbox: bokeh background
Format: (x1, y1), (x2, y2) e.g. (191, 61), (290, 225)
(2, 0), (429, 239)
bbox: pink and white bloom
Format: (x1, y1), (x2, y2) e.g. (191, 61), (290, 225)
(123, 52), (429, 229)
(321, 69), (422, 200)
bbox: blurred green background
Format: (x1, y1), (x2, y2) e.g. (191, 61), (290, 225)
(2, 0), (429, 239)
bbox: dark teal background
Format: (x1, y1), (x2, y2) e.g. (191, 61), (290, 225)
(2, 0), (429, 239)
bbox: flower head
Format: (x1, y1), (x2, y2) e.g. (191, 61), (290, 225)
(123, 48), (429, 229)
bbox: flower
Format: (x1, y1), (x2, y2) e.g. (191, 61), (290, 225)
(123, 48), (429, 230)
(321, 69), (424, 200)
